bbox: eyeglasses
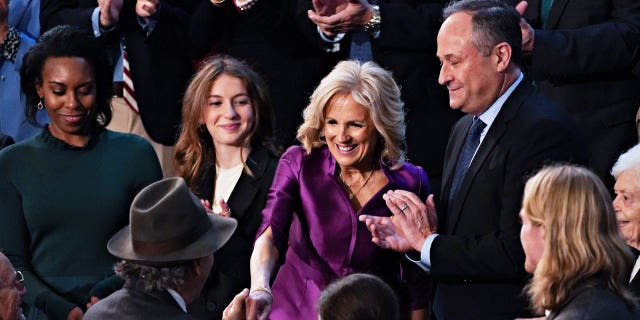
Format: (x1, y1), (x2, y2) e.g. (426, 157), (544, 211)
(0, 270), (24, 289)
(15, 271), (24, 283)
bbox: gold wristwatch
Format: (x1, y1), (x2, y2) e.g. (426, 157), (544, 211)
(364, 5), (381, 37)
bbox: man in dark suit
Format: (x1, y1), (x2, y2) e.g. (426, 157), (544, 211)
(360, 1), (585, 319)
(514, 0), (640, 191)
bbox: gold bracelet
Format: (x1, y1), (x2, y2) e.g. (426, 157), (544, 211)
(250, 286), (273, 298)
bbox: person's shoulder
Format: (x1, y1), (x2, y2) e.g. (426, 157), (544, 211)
(19, 31), (36, 45)
(555, 282), (636, 320)
(0, 134), (41, 161)
(281, 144), (328, 162)
(516, 87), (572, 123)
(389, 161), (429, 191)
(83, 289), (128, 320)
(103, 130), (154, 150)
(281, 145), (307, 157)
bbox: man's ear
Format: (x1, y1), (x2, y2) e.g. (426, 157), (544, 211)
(493, 42), (512, 72)
(190, 255), (212, 279)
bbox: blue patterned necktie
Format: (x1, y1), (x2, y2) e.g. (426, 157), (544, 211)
(349, 0), (375, 61)
(448, 117), (486, 210)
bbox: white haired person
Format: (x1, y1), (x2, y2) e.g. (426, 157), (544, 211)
(612, 143), (640, 294)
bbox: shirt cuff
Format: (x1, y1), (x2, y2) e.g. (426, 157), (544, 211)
(92, 7), (116, 37)
(406, 233), (438, 272)
(317, 26), (345, 43)
(91, 8), (102, 37)
(137, 15), (158, 36)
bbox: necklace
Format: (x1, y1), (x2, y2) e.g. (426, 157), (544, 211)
(339, 169), (375, 200)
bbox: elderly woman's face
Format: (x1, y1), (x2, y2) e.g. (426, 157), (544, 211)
(519, 209), (545, 274)
(613, 169), (640, 250)
(36, 57), (95, 145)
(323, 94), (379, 170)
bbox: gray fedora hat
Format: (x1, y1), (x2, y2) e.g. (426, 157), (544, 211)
(108, 177), (237, 266)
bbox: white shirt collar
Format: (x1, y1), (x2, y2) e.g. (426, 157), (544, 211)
(166, 288), (188, 313)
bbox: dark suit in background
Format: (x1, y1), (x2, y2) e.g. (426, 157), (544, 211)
(432, 80), (585, 319)
(302, 0), (462, 195)
(189, 0), (339, 148)
(516, 0), (640, 191)
(40, 0), (197, 146)
(547, 277), (638, 320)
(0, 133), (14, 150)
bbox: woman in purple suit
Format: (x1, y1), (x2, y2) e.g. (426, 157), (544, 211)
(236, 60), (430, 319)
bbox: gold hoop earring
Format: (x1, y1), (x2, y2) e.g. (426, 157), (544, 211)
(37, 99), (44, 111)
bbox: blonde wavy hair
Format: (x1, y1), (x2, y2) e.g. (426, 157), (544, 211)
(522, 165), (636, 314)
(296, 60), (406, 169)
(174, 55), (279, 188)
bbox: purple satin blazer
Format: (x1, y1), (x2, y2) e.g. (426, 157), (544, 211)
(257, 145), (430, 319)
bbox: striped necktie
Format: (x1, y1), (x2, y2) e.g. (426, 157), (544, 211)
(123, 49), (139, 113)
(448, 117), (486, 210)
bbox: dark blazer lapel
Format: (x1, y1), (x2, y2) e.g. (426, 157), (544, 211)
(628, 246), (640, 295)
(446, 81), (532, 233)
(546, 0), (569, 29)
(227, 148), (269, 221)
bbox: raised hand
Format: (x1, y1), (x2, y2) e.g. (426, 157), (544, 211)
(515, 1), (535, 55)
(136, 0), (160, 19)
(98, 0), (124, 28)
(312, 0), (348, 16)
(307, 0), (372, 37)
(359, 214), (414, 252)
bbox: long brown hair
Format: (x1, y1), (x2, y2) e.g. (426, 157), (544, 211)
(174, 55), (279, 188)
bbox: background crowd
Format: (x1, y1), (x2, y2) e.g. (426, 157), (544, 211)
(1, 0), (640, 319)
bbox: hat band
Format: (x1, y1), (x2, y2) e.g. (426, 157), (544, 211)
(131, 219), (212, 258)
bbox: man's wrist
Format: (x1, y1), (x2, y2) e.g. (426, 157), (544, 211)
(363, 4), (381, 38)
(523, 29), (535, 55)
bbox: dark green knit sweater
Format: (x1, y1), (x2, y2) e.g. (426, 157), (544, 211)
(0, 128), (161, 319)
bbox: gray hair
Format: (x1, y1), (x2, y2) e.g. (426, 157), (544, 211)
(114, 260), (191, 293)
(297, 60), (406, 169)
(611, 144), (640, 178)
(442, 0), (522, 67)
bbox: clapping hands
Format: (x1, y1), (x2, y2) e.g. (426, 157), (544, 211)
(360, 191), (437, 253)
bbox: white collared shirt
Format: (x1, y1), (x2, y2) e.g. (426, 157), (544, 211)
(166, 288), (188, 313)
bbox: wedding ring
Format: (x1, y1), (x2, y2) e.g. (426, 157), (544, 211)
(400, 203), (409, 212)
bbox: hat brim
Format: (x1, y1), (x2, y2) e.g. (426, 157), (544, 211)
(107, 213), (237, 266)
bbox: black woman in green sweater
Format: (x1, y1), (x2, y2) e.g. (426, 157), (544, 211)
(0, 26), (162, 320)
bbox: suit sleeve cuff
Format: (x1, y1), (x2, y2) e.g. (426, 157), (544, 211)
(406, 233), (438, 272)
(91, 7), (116, 37)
